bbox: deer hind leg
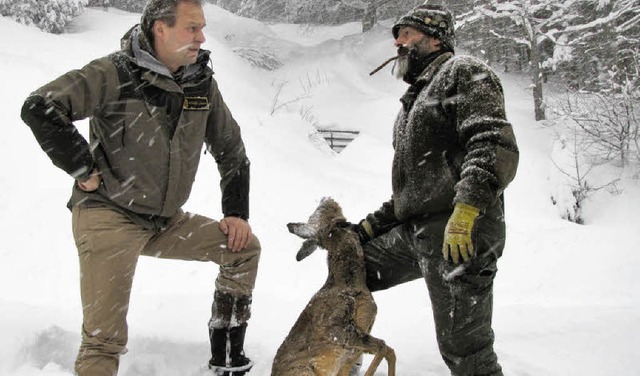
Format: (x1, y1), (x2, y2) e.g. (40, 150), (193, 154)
(338, 332), (396, 376)
(363, 338), (396, 376)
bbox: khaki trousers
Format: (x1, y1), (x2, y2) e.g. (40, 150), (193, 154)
(71, 206), (261, 376)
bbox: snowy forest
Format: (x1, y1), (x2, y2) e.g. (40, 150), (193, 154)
(3, 0), (638, 94)
(3, 0), (638, 95)
(3, 0), (637, 157)
(0, 1), (638, 219)
(0, 1), (637, 225)
(1, 0), (640, 375)
(1, 0), (639, 218)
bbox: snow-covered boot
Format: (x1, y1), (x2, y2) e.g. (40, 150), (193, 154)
(208, 323), (253, 376)
(208, 291), (253, 375)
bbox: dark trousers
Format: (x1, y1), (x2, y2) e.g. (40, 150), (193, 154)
(363, 208), (505, 376)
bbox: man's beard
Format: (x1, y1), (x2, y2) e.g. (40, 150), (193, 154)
(393, 38), (432, 83)
(394, 49), (411, 80)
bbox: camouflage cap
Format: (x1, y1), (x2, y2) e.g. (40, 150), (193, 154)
(392, 4), (455, 52)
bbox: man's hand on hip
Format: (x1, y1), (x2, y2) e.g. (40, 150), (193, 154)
(443, 202), (480, 264)
(220, 216), (253, 252)
(77, 169), (101, 192)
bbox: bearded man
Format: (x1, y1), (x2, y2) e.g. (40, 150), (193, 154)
(350, 4), (519, 375)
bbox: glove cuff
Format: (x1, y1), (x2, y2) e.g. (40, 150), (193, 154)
(360, 220), (375, 239)
(455, 202), (480, 217)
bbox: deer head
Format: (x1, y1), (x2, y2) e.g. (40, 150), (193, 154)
(287, 197), (347, 261)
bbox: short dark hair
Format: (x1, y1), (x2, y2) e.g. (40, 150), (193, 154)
(140, 0), (203, 42)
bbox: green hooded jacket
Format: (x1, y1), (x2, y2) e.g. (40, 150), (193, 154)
(21, 25), (250, 228)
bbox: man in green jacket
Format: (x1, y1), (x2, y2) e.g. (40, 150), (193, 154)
(352, 4), (519, 375)
(21, 1), (259, 375)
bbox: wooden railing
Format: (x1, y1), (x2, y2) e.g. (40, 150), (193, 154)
(317, 129), (360, 153)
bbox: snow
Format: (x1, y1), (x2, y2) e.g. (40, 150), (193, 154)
(1, 4), (639, 376)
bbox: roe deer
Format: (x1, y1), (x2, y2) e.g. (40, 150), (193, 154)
(271, 197), (395, 376)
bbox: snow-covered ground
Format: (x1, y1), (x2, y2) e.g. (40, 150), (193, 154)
(1, 4), (639, 376)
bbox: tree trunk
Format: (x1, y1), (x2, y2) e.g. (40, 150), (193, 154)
(362, 2), (376, 32)
(529, 28), (546, 120)
(531, 64), (545, 121)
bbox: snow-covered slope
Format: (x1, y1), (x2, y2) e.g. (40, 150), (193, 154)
(0, 4), (639, 376)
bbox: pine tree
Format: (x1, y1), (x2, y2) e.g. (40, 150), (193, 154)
(0, 0), (87, 34)
(559, 0), (640, 94)
(465, 0), (583, 121)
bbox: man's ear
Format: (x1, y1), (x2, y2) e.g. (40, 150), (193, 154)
(153, 21), (165, 40)
(426, 35), (442, 50)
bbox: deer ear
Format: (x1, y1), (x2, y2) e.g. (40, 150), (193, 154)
(287, 222), (314, 239)
(296, 239), (318, 261)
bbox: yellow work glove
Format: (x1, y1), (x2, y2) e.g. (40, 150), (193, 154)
(346, 219), (374, 245)
(442, 202), (480, 264)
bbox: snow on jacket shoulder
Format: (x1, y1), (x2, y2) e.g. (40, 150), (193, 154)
(390, 52), (518, 222)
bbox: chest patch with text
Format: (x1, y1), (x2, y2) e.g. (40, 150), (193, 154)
(183, 96), (210, 110)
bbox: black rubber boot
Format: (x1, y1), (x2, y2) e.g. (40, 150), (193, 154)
(208, 291), (253, 375)
(208, 323), (253, 376)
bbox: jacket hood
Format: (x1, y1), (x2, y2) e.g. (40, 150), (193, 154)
(120, 24), (212, 80)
